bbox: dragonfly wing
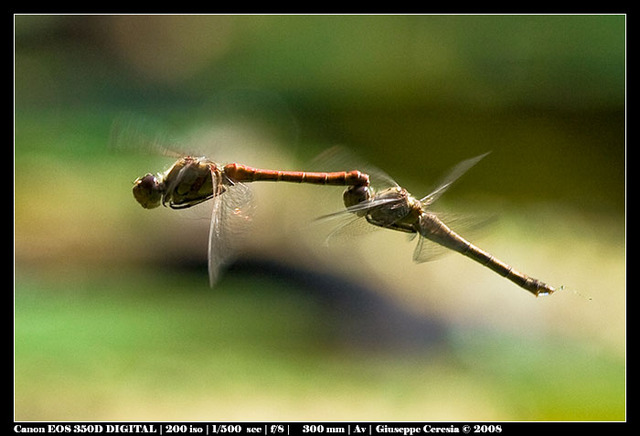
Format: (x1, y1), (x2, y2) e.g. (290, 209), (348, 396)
(317, 195), (416, 248)
(207, 180), (254, 286)
(412, 234), (451, 263)
(316, 195), (405, 221)
(420, 152), (490, 206)
(323, 214), (383, 246)
(109, 113), (184, 157)
(312, 146), (399, 191)
(207, 194), (227, 286)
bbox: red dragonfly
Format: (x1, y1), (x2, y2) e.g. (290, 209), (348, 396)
(113, 117), (370, 286)
(132, 157), (368, 286)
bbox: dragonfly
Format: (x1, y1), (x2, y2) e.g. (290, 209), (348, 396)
(113, 115), (371, 286)
(319, 149), (557, 297)
(133, 155), (370, 285)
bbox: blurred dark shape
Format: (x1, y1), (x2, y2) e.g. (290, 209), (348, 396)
(225, 258), (448, 352)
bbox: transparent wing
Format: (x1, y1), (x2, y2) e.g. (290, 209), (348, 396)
(315, 194), (405, 221)
(311, 145), (403, 243)
(109, 113), (185, 157)
(316, 194), (414, 249)
(412, 234), (451, 263)
(321, 214), (382, 246)
(207, 180), (254, 286)
(420, 152), (490, 206)
(312, 145), (399, 191)
(207, 194), (226, 286)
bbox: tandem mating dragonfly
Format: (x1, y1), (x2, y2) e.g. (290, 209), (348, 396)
(121, 115), (559, 296)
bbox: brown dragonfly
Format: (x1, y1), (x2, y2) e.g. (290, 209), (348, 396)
(133, 155), (370, 285)
(114, 116), (370, 286)
(318, 149), (557, 297)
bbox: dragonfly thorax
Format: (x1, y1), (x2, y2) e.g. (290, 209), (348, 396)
(133, 173), (164, 209)
(365, 187), (421, 232)
(162, 157), (218, 209)
(133, 156), (220, 210)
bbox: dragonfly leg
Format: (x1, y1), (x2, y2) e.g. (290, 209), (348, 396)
(168, 193), (215, 209)
(365, 215), (415, 234)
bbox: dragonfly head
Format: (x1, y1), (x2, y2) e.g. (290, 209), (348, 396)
(343, 184), (372, 209)
(133, 173), (164, 209)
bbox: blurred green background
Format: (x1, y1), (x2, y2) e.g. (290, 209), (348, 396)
(15, 15), (625, 421)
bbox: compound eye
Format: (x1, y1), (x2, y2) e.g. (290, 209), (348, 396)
(133, 173), (163, 209)
(343, 185), (372, 209)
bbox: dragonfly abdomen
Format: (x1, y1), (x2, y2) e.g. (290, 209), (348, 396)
(420, 213), (555, 297)
(223, 163), (369, 186)
(463, 244), (556, 296)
